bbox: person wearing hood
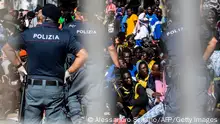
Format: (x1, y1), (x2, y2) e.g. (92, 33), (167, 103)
(133, 14), (150, 46)
(136, 59), (157, 91)
(126, 8), (138, 36)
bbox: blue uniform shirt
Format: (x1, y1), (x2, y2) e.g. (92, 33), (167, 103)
(63, 20), (112, 68)
(161, 21), (184, 64)
(8, 22), (82, 82)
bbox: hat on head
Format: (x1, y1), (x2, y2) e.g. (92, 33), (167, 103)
(42, 4), (61, 22)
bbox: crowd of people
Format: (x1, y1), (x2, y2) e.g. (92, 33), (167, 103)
(0, 0), (219, 124)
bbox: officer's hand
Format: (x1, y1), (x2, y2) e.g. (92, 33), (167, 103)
(64, 70), (71, 84)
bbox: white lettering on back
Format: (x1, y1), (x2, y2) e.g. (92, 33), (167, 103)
(76, 30), (97, 34)
(166, 27), (183, 37)
(33, 34), (60, 40)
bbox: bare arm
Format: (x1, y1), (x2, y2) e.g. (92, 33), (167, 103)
(108, 44), (120, 68)
(68, 49), (88, 73)
(203, 37), (217, 61)
(2, 43), (21, 66)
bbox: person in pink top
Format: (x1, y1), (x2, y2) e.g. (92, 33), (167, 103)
(154, 71), (167, 101)
(151, 63), (167, 102)
(106, 0), (116, 14)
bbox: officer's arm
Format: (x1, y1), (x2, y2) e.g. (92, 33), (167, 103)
(203, 37), (217, 61)
(67, 36), (88, 73)
(68, 49), (88, 73)
(108, 44), (120, 68)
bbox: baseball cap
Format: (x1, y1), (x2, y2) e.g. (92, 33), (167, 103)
(42, 4), (61, 22)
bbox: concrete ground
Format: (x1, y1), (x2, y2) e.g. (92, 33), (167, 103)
(0, 113), (19, 124)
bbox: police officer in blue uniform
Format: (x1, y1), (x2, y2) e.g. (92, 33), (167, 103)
(63, 3), (120, 123)
(161, 0), (209, 119)
(159, 1), (184, 118)
(2, 4), (88, 124)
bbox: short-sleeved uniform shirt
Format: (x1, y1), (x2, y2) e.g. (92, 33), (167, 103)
(126, 14), (138, 36)
(63, 20), (113, 69)
(8, 22), (82, 82)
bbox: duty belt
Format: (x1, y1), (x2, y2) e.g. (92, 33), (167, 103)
(28, 79), (63, 86)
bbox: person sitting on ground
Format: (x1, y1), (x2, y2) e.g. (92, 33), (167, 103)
(122, 48), (137, 81)
(136, 60), (156, 93)
(136, 60), (150, 89)
(126, 35), (135, 53)
(114, 32), (126, 56)
(152, 63), (166, 102)
(116, 69), (149, 118)
(142, 48), (156, 71)
(105, 57), (127, 82)
(131, 46), (143, 65)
